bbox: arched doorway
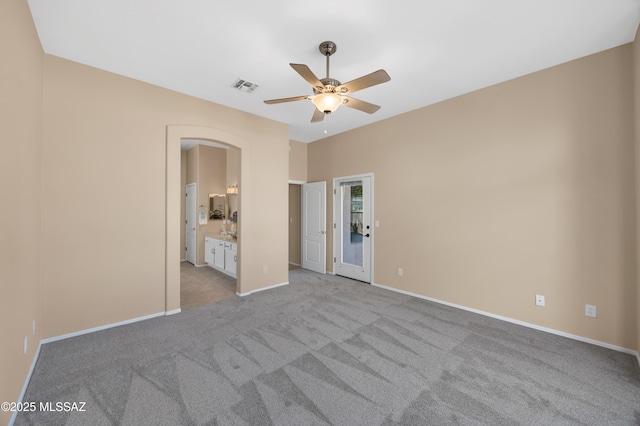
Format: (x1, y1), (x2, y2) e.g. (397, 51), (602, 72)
(165, 125), (250, 313)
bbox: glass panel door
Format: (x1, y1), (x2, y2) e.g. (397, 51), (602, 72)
(334, 175), (372, 283)
(341, 181), (363, 267)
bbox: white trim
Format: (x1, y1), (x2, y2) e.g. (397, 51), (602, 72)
(40, 311), (167, 345)
(165, 309), (181, 316)
(289, 262), (301, 267)
(237, 281), (289, 297)
(372, 282), (640, 358)
(288, 180), (306, 185)
(9, 341), (42, 426)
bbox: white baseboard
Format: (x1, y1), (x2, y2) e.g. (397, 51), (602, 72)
(371, 282), (640, 360)
(165, 308), (181, 316)
(289, 262), (301, 267)
(40, 311), (167, 345)
(237, 281), (289, 297)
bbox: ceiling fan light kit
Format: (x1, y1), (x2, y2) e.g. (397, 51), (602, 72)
(311, 92), (344, 113)
(264, 41), (390, 122)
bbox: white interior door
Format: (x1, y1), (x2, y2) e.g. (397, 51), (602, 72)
(334, 175), (372, 282)
(302, 181), (326, 274)
(186, 183), (196, 264)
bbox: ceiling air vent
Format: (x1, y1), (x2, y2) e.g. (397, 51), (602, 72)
(231, 78), (258, 93)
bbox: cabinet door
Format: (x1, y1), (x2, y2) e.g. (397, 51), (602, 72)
(214, 241), (225, 269)
(204, 238), (214, 265)
(224, 248), (237, 276)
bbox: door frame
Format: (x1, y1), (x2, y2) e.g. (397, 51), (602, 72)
(332, 173), (374, 283)
(185, 183), (197, 264)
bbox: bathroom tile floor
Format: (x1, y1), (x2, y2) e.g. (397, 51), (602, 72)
(180, 261), (237, 310)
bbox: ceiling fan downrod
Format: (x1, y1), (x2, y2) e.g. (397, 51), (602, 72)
(319, 41), (337, 80)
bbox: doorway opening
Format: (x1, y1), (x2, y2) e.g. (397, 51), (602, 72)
(166, 125), (249, 314)
(180, 139), (239, 310)
(288, 183), (302, 270)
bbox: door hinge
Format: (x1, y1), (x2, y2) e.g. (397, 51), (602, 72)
(333, 257), (336, 263)
(333, 223), (336, 229)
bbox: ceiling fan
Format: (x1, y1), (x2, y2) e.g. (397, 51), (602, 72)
(264, 41), (391, 122)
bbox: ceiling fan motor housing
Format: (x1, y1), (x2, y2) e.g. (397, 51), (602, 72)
(314, 78), (342, 94)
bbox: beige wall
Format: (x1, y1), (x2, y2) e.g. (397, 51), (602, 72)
(309, 44), (637, 350)
(227, 147), (240, 188)
(41, 55), (289, 338)
(289, 184), (302, 265)
(2, 3), (639, 419)
(289, 139), (308, 182)
(0, 1), (43, 423)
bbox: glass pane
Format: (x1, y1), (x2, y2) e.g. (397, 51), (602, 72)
(342, 182), (363, 267)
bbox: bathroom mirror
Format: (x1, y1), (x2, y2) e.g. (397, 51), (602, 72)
(209, 194), (226, 220)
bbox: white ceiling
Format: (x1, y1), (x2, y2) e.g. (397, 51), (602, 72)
(28, 0), (640, 143)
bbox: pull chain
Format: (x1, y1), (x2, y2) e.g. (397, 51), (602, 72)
(324, 112), (331, 134)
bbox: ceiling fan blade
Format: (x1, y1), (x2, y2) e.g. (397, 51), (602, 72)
(336, 69), (390, 94)
(290, 63), (324, 90)
(311, 108), (325, 122)
(263, 95), (309, 104)
(342, 96), (381, 114)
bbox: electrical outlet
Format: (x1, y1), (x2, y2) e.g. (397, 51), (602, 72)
(535, 295), (545, 307)
(397, 267), (403, 277)
(585, 304), (597, 318)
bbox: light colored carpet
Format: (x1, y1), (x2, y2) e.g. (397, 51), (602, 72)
(16, 269), (640, 425)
